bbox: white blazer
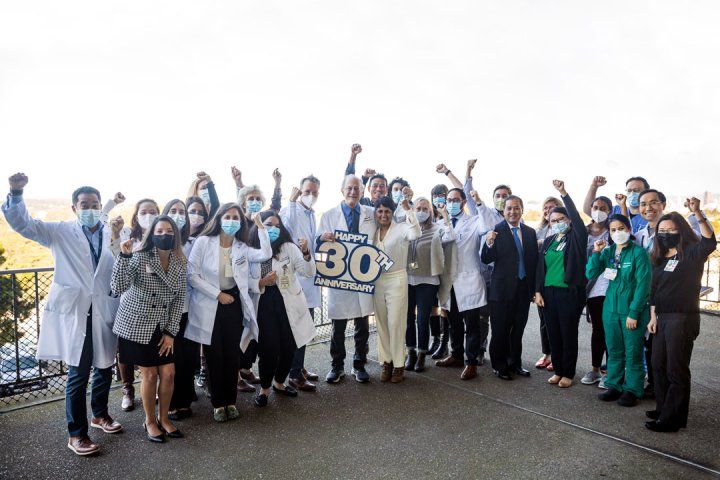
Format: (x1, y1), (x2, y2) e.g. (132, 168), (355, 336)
(249, 242), (317, 348)
(279, 200), (320, 309)
(316, 202), (377, 320)
(2, 195), (119, 369)
(373, 208), (421, 276)
(185, 231), (271, 351)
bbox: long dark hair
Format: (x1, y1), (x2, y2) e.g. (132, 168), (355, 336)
(650, 212), (699, 266)
(200, 202), (249, 244)
(249, 210), (294, 258)
(138, 215), (186, 261)
(162, 199), (191, 245)
(185, 195), (209, 236)
(130, 198), (159, 241)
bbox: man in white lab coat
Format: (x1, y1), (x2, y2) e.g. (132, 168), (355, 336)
(2, 173), (122, 456)
(317, 175), (377, 383)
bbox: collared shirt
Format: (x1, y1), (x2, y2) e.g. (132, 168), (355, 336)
(507, 220), (523, 247)
(340, 201), (361, 233)
(81, 223), (102, 270)
(635, 225), (655, 252)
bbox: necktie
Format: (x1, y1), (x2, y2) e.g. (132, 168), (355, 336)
(351, 208), (360, 234)
(452, 217), (458, 228)
(512, 227), (526, 280)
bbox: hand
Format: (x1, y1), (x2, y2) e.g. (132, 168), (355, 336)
(111, 216), (124, 237)
(615, 193), (627, 205)
(217, 292), (235, 305)
(272, 168), (281, 186)
(686, 197), (701, 214)
(351, 143), (362, 155)
(436, 163), (449, 175)
(647, 316), (657, 334)
(260, 271), (277, 287)
(298, 237), (309, 254)
(436, 203), (448, 218)
(552, 180), (567, 196)
(402, 186), (413, 202)
(401, 197), (411, 211)
(486, 230), (498, 247)
(363, 168), (376, 178)
(290, 187), (301, 202)
(231, 166), (243, 187)
(591, 176), (607, 188)
(466, 159), (477, 176)
(320, 231), (336, 242)
(593, 239), (607, 253)
(254, 215), (265, 230)
(626, 317), (638, 330)
(158, 334), (174, 356)
(534, 292), (545, 308)
(8, 172), (28, 190)
(113, 192), (126, 204)
(469, 190), (481, 204)
(120, 239), (134, 255)
(196, 171), (211, 182)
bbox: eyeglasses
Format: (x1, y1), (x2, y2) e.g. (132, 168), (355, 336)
(639, 200), (662, 208)
(344, 186), (361, 192)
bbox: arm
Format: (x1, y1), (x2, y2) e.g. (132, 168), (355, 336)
(436, 205), (455, 244)
(187, 238), (222, 300)
(345, 144), (362, 178)
(585, 249), (606, 280)
(279, 191), (300, 239)
(110, 253), (138, 295)
(271, 168), (282, 211)
(583, 177), (606, 216)
(628, 248), (651, 320)
(206, 181), (220, 218)
(687, 198), (714, 240)
(2, 190), (60, 248)
(480, 235), (497, 265)
(289, 243), (315, 278)
(402, 206), (422, 241)
(247, 228), (272, 263)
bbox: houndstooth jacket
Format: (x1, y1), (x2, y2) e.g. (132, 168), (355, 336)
(111, 248), (187, 344)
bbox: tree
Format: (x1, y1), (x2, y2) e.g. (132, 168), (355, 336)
(0, 242), (35, 349)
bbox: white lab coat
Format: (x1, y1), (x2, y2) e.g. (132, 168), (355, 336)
(249, 242), (317, 348)
(185, 231), (271, 351)
(279, 200), (320, 308)
(316, 203), (377, 320)
(2, 196), (119, 369)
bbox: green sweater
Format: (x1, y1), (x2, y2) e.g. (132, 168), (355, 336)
(586, 242), (651, 320)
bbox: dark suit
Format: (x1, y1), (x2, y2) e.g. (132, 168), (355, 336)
(481, 221), (538, 374)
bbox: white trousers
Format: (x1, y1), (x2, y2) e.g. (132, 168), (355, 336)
(373, 272), (408, 366)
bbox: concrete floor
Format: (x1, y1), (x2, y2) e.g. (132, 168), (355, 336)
(1, 310), (719, 479)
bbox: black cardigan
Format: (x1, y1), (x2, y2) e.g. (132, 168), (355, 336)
(535, 193), (588, 293)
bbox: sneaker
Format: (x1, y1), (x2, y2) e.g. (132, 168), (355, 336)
(325, 368), (345, 383)
(597, 375), (608, 390)
(351, 367), (370, 383)
(581, 371), (602, 385)
(121, 387), (135, 412)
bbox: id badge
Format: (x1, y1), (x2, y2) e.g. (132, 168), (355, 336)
(603, 268), (618, 281)
(664, 260), (679, 272)
(279, 274), (291, 289)
(224, 264), (233, 277)
(409, 261), (419, 270)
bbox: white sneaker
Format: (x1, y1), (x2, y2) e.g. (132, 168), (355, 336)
(581, 371), (602, 385)
(597, 375), (608, 390)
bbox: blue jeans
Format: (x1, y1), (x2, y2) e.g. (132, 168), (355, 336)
(65, 311), (113, 437)
(406, 283), (439, 352)
(289, 308), (314, 379)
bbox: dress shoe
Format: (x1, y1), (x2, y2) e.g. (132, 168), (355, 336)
(390, 367), (405, 383)
(238, 378), (256, 393)
(157, 417), (184, 438)
(302, 368), (319, 381)
(325, 368), (345, 383)
(493, 370), (513, 381)
(352, 367), (370, 383)
(121, 387), (135, 412)
(414, 352), (427, 372)
(598, 388), (622, 402)
(535, 356), (551, 369)
(645, 410), (660, 420)
(90, 415), (122, 434)
(272, 385), (299, 397)
(67, 436), (100, 456)
(511, 367), (531, 377)
(461, 365), (477, 380)
(227, 405), (240, 420)
(143, 422), (166, 443)
(546, 362), (554, 372)
(168, 408), (192, 421)
(404, 349), (417, 371)
(435, 355), (463, 368)
(430, 336), (448, 360)
(254, 394), (268, 408)
(380, 362), (393, 383)
(289, 376), (317, 392)
(617, 391), (638, 407)
(645, 420), (679, 433)
(240, 370), (261, 385)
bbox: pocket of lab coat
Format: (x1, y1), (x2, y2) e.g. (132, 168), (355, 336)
(44, 284), (81, 314)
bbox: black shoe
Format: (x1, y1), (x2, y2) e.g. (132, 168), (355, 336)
(352, 367), (370, 383)
(325, 369), (345, 383)
(254, 393), (268, 407)
(511, 367), (531, 377)
(404, 350), (417, 372)
(414, 352), (426, 373)
(645, 420), (679, 433)
(168, 408), (192, 421)
(617, 391), (638, 407)
(431, 336), (448, 360)
(428, 336), (441, 356)
(157, 418), (184, 438)
(143, 422), (165, 443)
(272, 385), (298, 397)
(598, 388), (622, 402)
(493, 370), (513, 381)
(644, 384), (655, 399)
(645, 410), (660, 420)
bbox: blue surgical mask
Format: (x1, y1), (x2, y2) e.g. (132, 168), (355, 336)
(551, 221), (569, 235)
(628, 192), (640, 208)
(247, 200), (263, 214)
(77, 209), (102, 228)
(432, 197), (446, 208)
(447, 202), (461, 217)
(169, 214), (186, 229)
(267, 226), (280, 243)
(392, 190), (403, 203)
(221, 219), (241, 236)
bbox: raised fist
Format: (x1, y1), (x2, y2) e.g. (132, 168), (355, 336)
(486, 230), (498, 247)
(231, 166), (243, 187)
(436, 163), (449, 175)
(8, 173), (28, 191)
(592, 176), (607, 187)
(110, 216), (124, 236)
(593, 239), (607, 253)
(290, 186), (301, 202)
(351, 144), (362, 155)
(113, 192), (126, 204)
(552, 180), (566, 195)
(120, 239), (134, 255)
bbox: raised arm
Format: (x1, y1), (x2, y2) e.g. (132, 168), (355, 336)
(1, 173), (60, 248)
(110, 241), (139, 295)
(585, 239), (608, 280)
(553, 180), (586, 234)
(687, 197), (715, 240)
(583, 176), (606, 216)
(271, 168), (282, 211)
(345, 144), (362, 179)
(400, 195), (421, 241)
(246, 215), (272, 262)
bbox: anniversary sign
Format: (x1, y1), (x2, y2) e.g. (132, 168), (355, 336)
(314, 230), (394, 294)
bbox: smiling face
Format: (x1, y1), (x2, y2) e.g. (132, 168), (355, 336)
(368, 177), (388, 202)
(504, 198), (523, 226)
(343, 177), (362, 207)
(639, 191), (665, 223)
(375, 205), (393, 227)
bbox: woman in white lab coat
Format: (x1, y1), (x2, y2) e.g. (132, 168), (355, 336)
(248, 210), (317, 407)
(372, 194), (421, 384)
(186, 203), (271, 422)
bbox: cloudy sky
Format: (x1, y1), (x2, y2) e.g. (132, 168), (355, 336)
(1, 1), (719, 212)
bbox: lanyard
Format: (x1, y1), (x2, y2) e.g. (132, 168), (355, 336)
(84, 227), (103, 267)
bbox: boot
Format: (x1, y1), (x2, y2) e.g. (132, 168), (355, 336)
(414, 352), (426, 372)
(380, 362), (393, 382)
(428, 336), (441, 356)
(431, 333), (448, 359)
(404, 349), (417, 371)
(390, 367), (405, 383)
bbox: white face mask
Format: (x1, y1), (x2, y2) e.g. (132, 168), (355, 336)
(591, 210), (608, 223)
(169, 213), (186, 229)
(188, 213), (205, 228)
(416, 211), (430, 223)
(611, 230), (631, 245)
(300, 194), (317, 209)
(137, 213), (157, 230)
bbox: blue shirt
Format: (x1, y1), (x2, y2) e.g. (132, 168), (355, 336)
(340, 202), (361, 233)
(81, 224), (102, 270)
(611, 205), (648, 233)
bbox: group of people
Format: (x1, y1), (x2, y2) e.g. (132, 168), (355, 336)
(2, 145), (715, 456)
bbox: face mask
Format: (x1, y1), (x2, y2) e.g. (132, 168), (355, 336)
(169, 214), (186, 229)
(221, 219), (241, 236)
(628, 192), (640, 208)
(247, 200), (263, 214)
(300, 194), (316, 209)
(76, 209), (102, 228)
(494, 198), (506, 211)
(657, 232), (680, 249)
(199, 189), (211, 204)
(152, 234), (175, 251)
(416, 211), (430, 223)
(138, 213), (157, 230)
(551, 221), (569, 235)
(447, 202), (461, 217)
(591, 210), (608, 223)
(432, 197), (446, 208)
(188, 213), (205, 228)
(392, 190), (403, 203)
(267, 226), (280, 243)
(611, 230), (630, 245)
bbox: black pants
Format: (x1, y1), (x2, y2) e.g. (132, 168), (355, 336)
(489, 280), (531, 374)
(406, 283), (439, 352)
(448, 288), (489, 366)
(652, 312), (700, 428)
(170, 313), (200, 410)
(543, 287), (583, 378)
(205, 288), (243, 408)
(537, 306), (551, 356)
(258, 286), (298, 389)
(645, 334), (654, 389)
(239, 340), (257, 370)
(586, 296), (607, 369)
(330, 316), (369, 370)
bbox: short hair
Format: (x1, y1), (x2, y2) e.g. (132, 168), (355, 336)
(388, 177), (410, 191)
(72, 186), (101, 204)
(447, 188), (466, 201)
(373, 196), (396, 211)
(626, 176), (650, 190)
(237, 185), (266, 211)
(593, 195), (613, 211)
(341, 174), (362, 190)
(639, 189), (666, 204)
(505, 195), (524, 209)
(367, 173), (387, 186)
(493, 184), (512, 196)
(300, 175), (321, 188)
(431, 184), (448, 197)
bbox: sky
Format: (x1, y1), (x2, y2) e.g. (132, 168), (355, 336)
(1, 1), (719, 214)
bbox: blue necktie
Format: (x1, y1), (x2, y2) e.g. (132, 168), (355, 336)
(512, 227), (526, 280)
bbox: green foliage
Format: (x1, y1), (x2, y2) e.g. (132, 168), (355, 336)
(0, 242), (35, 347)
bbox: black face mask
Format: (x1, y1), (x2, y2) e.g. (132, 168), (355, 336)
(657, 232), (680, 249)
(153, 234), (175, 251)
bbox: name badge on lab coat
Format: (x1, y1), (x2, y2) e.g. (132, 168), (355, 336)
(603, 268), (618, 280)
(279, 265), (291, 289)
(664, 260), (679, 272)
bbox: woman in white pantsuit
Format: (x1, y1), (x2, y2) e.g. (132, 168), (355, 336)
(372, 192), (421, 383)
